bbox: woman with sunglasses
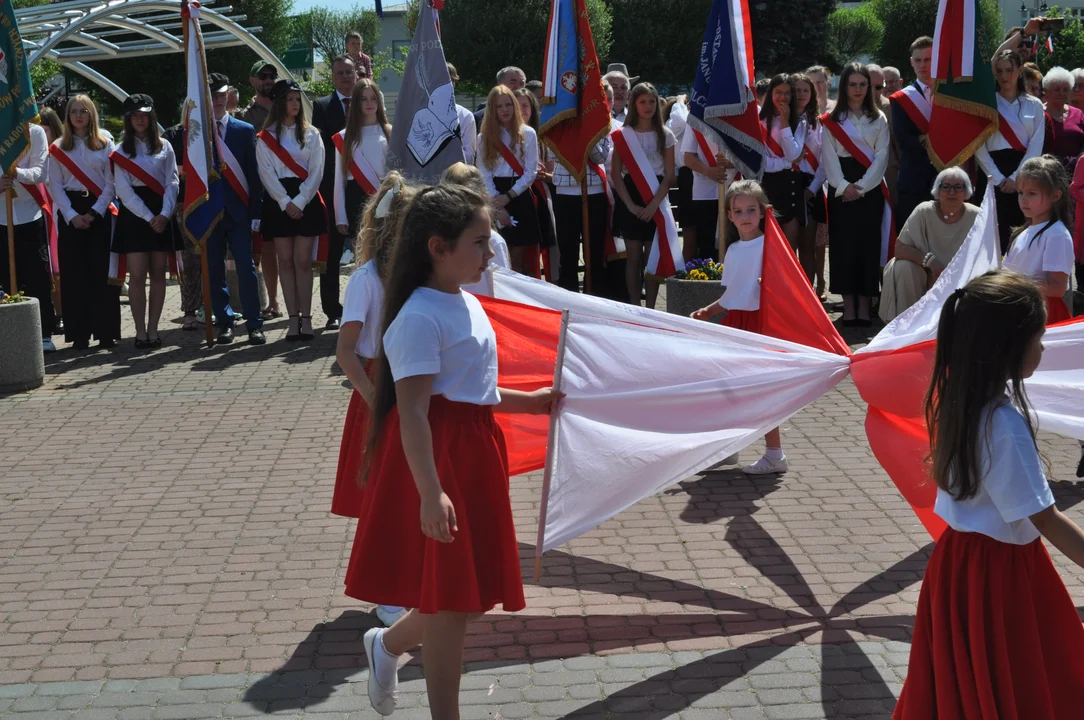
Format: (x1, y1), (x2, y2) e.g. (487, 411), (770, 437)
(256, 79), (327, 342)
(46, 95), (120, 350)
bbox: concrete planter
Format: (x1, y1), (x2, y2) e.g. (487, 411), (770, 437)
(663, 279), (739, 467)
(0, 297), (44, 393)
(665, 277), (724, 319)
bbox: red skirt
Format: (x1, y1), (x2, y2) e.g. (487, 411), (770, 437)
(894, 528), (1084, 719)
(344, 396), (525, 614)
(722, 308), (763, 334)
(1047, 295), (1072, 325)
(332, 390), (370, 518)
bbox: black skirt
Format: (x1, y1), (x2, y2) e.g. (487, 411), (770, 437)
(619, 174), (662, 244)
(675, 166), (694, 224)
(687, 199), (720, 261)
(114, 186), (178, 254)
(974, 148), (1026, 254)
(827, 156), (884, 298)
(762, 168), (805, 225)
(261, 177), (329, 239)
(494, 176), (541, 248)
(343, 180), (371, 242)
(803, 172), (828, 225)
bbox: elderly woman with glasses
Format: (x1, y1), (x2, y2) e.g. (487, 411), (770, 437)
(879, 167), (980, 323)
(1042, 66), (1084, 174)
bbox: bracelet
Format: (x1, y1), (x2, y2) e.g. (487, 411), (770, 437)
(922, 252), (935, 269)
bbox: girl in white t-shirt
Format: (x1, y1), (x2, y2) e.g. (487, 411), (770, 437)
(1003, 155), (1075, 324)
(344, 185), (562, 718)
(690, 180), (788, 476)
(895, 270), (1084, 717)
(332, 173), (415, 629)
(611, 82), (677, 308)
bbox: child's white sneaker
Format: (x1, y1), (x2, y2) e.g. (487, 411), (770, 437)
(742, 455), (789, 475)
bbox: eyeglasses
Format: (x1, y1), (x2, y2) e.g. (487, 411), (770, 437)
(258, 72), (277, 80)
(874, 84), (885, 91)
(69, 108), (90, 116)
(939, 183), (965, 193)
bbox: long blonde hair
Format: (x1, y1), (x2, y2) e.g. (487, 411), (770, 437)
(355, 171), (417, 279)
(480, 85), (525, 170)
(341, 78), (391, 175)
(60, 95), (107, 152)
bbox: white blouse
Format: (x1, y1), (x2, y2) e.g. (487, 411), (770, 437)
(797, 120), (827, 194)
(763, 118), (803, 173)
(620, 126), (677, 177)
(720, 235), (764, 312)
(332, 124), (389, 227)
(113, 138), (180, 222)
(820, 110), (890, 197)
(552, 133), (613, 196)
(46, 134), (116, 223)
(478, 125), (538, 199)
(975, 94), (1045, 184)
(0, 124), (47, 226)
(457, 104), (477, 165)
(668, 101), (689, 169)
(256, 123), (325, 211)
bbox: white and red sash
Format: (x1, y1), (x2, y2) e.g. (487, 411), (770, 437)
(109, 151), (183, 283)
(256, 130), (330, 272)
(761, 122), (801, 172)
(692, 129), (718, 169)
(611, 125), (682, 278)
(589, 160), (624, 261)
(215, 130), (265, 265)
(20, 183), (59, 283)
(890, 85), (931, 135)
(820, 113), (896, 265)
(803, 136), (820, 173)
(996, 94), (1028, 153)
(332, 131), (380, 196)
(495, 139), (555, 281)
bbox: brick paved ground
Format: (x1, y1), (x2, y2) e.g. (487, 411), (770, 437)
(2, 280), (1083, 719)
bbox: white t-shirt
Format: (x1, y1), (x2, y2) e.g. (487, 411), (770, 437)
(462, 230), (511, 296)
(341, 260), (385, 358)
(383, 287), (500, 405)
(680, 128), (721, 201)
(625, 126), (677, 177)
(1003, 220), (1075, 281)
(934, 398), (1054, 544)
(720, 235), (764, 312)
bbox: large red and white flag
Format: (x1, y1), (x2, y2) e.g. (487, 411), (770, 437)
(181, 0), (224, 247)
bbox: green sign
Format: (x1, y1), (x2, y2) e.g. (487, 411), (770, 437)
(0, 0), (38, 175)
(281, 15), (313, 70)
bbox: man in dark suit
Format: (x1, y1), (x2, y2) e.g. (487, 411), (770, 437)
(208, 72), (265, 345)
(890, 36), (938, 232)
(311, 54), (356, 330)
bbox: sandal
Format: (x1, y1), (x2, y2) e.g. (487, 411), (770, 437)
(285, 314), (301, 342)
(261, 307), (283, 320)
(299, 315), (314, 342)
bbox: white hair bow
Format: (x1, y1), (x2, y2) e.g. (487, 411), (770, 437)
(375, 186), (400, 219)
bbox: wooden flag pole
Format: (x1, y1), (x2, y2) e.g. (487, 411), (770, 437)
(533, 309), (570, 583)
(5, 190), (15, 296)
(580, 177), (592, 294)
(716, 153), (726, 258)
(200, 241), (214, 346)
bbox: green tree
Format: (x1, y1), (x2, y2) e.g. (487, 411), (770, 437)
(827, 4), (885, 66)
(869, 0), (1002, 80)
(308, 4), (380, 63)
(439, 0), (612, 95)
(748, 0), (838, 77)
(82, 0), (294, 125)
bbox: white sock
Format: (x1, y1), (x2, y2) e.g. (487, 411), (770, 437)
(374, 629), (400, 689)
(765, 447), (785, 463)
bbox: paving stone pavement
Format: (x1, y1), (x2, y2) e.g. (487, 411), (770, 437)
(2, 281), (1083, 720)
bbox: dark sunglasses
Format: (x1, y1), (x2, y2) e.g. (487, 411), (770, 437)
(258, 72), (278, 80)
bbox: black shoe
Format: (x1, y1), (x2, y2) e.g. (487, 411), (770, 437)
(1077, 452), (1084, 479)
(248, 328), (267, 345)
(285, 315), (301, 342)
(842, 318), (858, 328)
(217, 326), (235, 344)
(856, 317), (873, 328)
(325, 317), (341, 330)
(134, 336), (151, 350)
(98, 338), (116, 349)
(149, 335), (162, 349)
(300, 315), (314, 342)
(73, 339), (90, 350)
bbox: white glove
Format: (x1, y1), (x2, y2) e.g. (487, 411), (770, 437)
(251, 220), (261, 233)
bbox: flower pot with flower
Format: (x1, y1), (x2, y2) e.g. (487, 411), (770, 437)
(0, 292), (44, 393)
(665, 259), (725, 318)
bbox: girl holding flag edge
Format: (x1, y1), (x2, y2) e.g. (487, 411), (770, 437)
(111, 93), (180, 349)
(256, 79), (328, 342)
(333, 78), (390, 243)
(47, 95), (121, 350)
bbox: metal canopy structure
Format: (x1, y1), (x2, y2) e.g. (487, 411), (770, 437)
(16, 0), (295, 104)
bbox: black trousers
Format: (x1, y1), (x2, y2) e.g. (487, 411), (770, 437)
(319, 185), (343, 320)
(0, 218), (55, 336)
(554, 191), (610, 296)
(58, 194), (121, 344)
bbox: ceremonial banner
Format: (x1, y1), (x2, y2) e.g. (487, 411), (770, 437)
(0, 1), (37, 176)
(181, 0), (224, 247)
(385, 0), (462, 185)
(926, 0), (998, 168)
(687, 0), (765, 179)
(538, 0), (610, 180)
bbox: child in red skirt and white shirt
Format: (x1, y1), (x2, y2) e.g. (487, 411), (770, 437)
(332, 173), (416, 628)
(894, 270), (1084, 718)
(691, 180), (788, 476)
(344, 184), (561, 718)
